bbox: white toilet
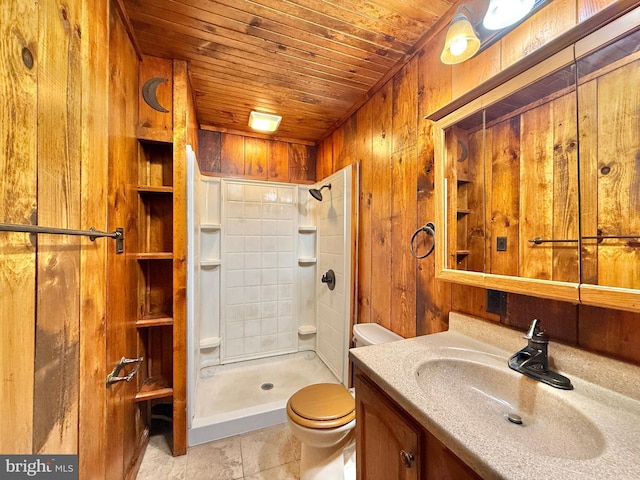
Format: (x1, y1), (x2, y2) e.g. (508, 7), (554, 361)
(286, 322), (403, 480)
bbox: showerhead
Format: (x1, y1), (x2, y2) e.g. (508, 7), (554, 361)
(309, 184), (331, 201)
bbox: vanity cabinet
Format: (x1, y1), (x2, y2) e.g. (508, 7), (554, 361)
(354, 369), (481, 480)
(432, 7), (640, 311)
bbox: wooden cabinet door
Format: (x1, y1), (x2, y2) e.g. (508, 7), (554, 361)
(355, 373), (420, 480)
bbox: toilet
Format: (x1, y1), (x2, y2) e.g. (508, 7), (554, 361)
(286, 323), (403, 480)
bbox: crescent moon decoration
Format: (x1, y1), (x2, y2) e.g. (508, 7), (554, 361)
(142, 77), (170, 113)
(456, 139), (469, 163)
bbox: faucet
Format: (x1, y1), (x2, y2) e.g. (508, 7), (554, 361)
(508, 319), (573, 390)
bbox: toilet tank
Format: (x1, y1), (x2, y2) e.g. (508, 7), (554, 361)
(352, 323), (403, 347)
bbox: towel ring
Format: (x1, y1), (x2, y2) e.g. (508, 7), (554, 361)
(410, 222), (436, 259)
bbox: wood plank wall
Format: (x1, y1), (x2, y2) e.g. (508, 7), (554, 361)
(1, 1), (140, 478)
(197, 130), (316, 183)
(319, 0), (640, 365)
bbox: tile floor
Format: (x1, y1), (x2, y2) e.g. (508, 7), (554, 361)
(137, 423), (301, 480)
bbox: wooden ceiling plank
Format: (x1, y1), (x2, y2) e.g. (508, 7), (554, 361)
(139, 0), (408, 58)
(363, 0), (455, 21)
(126, 4), (396, 77)
(129, 15), (385, 83)
(252, 0), (427, 45)
(134, 27), (378, 91)
(189, 63), (367, 100)
(128, 0), (402, 67)
(215, 0), (412, 52)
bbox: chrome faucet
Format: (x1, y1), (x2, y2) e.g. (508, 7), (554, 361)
(508, 319), (573, 390)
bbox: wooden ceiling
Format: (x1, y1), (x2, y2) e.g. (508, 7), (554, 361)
(122, 0), (457, 143)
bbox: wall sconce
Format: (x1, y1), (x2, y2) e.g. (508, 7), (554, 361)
(248, 111), (282, 132)
(440, 0), (546, 65)
(440, 5), (481, 65)
(483, 0), (535, 30)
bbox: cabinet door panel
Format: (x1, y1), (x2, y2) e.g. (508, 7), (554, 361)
(355, 374), (419, 480)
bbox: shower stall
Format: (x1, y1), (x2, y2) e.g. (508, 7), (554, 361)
(186, 156), (356, 446)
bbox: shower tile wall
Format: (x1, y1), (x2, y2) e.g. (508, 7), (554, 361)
(222, 181), (298, 362)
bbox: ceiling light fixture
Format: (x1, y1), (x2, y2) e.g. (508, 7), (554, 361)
(440, 5), (481, 65)
(482, 0), (535, 30)
(248, 111), (282, 133)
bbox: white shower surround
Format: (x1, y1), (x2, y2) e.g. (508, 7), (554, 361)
(187, 159), (355, 445)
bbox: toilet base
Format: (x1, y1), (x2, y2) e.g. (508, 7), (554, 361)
(299, 432), (355, 480)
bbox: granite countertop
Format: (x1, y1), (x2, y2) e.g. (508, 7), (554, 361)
(349, 312), (640, 480)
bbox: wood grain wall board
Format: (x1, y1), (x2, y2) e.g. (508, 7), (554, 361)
(332, 116), (358, 172)
(501, 0), (577, 70)
(577, 80), (599, 285)
(451, 43), (501, 100)
(505, 293), (578, 344)
(289, 144), (317, 182)
(197, 130), (222, 174)
(34, 0), (83, 454)
(519, 102), (555, 280)
(268, 141), (290, 181)
(316, 137), (334, 182)
(416, 119), (450, 335)
(488, 118), (521, 277)
(244, 137), (268, 179)
(139, 142), (174, 187)
(450, 284), (498, 322)
(138, 55), (173, 137)
(417, 30), (452, 120)
(106, 5), (141, 477)
(139, 194), (173, 252)
(390, 146), (418, 338)
(391, 61), (418, 153)
(172, 59), (189, 456)
(356, 100), (374, 324)
(578, 304), (640, 364)
(0, 0), (38, 454)
(368, 84), (393, 330)
(593, 59), (640, 289)
(79, 0), (109, 476)
(416, 42), (452, 335)
(578, 0), (620, 22)
(551, 93), (580, 283)
(220, 134), (245, 175)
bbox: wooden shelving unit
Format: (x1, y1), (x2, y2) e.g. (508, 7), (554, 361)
(131, 56), (189, 456)
(135, 137), (176, 411)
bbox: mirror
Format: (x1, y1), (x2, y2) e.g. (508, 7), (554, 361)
(577, 26), (640, 290)
(433, 8), (640, 309)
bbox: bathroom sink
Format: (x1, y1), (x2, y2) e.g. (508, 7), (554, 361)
(415, 355), (605, 460)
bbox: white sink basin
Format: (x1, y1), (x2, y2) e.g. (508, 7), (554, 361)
(415, 355), (605, 460)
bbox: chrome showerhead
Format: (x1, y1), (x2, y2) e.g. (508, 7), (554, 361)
(309, 184), (331, 201)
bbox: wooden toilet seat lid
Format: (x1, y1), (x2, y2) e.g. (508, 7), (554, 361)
(288, 383), (355, 426)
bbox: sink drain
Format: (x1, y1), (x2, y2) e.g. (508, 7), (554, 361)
(261, 383), (274, 391)
(505, 413), (523, 425)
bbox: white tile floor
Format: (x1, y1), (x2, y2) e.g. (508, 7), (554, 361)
(137, 423), (301, 480)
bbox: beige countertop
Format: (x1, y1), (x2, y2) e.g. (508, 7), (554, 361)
(349, 312), (640, 480)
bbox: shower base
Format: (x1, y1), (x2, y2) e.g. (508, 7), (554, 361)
(189, 351), (339, 446)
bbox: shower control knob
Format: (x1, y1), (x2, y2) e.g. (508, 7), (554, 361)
(321, 269), (336, 290)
